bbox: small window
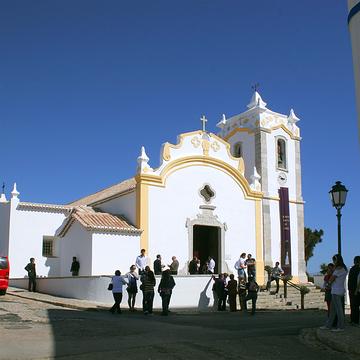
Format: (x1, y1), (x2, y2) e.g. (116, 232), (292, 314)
(277, 138), (287, 170)
(42, 237), (54, 257)
(232, 142), (242, 158)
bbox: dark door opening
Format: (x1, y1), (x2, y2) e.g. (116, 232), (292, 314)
(193, 225), (220, 274)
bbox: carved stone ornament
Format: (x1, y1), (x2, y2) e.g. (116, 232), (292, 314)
(191, 136), (201, 148)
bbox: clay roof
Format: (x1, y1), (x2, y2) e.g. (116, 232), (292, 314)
(18, 202), (72, 213)
(69, 178), (136, 206)
(57, 206), (141, 237)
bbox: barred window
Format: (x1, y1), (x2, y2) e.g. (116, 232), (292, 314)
(42, 238), (54, 257)
(232, 142), (242, 158)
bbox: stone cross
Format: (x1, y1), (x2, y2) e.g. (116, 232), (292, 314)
(200, 115), (207, 132)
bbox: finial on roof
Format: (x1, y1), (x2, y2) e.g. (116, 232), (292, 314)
(0, 182), (7, 203)
(137, 146), (153, 174)
(11, 182), (20, 199)
(216, 114), (227, 129)
(247, 91), (267, 110)
(200, 115), (208, 132)
(250, 167), (261, 191)
(287, 108), (300, 124)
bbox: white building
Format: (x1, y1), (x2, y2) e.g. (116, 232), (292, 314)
(0, 92), (307, 284)
(348, 0), (360, 139)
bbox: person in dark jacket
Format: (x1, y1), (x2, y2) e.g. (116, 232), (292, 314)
(140, 266), (156, 315)
(245, 278), (259, 315)
(158, 269), (176, 315)
(153, 254), (163, 275)
(25, 258), (36, 292)
(348, 256), (360, 325)
(70, 257), (80, 276)
(226, 274), (238, 312)
(214, 273), (226, 311)
(188, 256), (198, 274)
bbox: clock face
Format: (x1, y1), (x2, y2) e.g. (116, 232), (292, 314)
(278, 172), (287, 185)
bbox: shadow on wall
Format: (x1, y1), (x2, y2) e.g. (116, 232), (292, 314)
(197, 277), (213, 310)
(45, 258), (60, 277)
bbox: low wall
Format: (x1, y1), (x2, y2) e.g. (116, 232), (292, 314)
(10, 275), (217, 310)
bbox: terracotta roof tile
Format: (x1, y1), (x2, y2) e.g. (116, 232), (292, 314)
(69, 178), (136, 206)
(57, 206), (141, 237)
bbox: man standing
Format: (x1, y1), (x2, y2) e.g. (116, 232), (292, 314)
(70, 256), (80, 276)
(234, 253), (247, 280)
(153, 254), (163, 275)
(207, 256), (215, 274)
(25, 258), (36, 292)
(246, 254), (256, 281)
(266, 261), (284, 294)
(348, 256), (360, 325)
(136, 249), (147, 275)
(188, 256), (198, 275)
(169, 256), (179, 275)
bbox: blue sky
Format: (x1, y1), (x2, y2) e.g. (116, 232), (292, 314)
(0, 1), (359, 274)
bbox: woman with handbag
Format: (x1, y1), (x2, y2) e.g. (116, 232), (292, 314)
(109, 270), (127, 314)
(125, 265), (139, 311)
(158, 269), (176, 316)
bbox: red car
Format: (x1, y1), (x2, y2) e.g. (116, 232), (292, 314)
(0, 256), (9, 295)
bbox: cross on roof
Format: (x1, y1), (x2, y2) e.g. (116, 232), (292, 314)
(200, 115), (207, 132)
(252, 83), (260, 92)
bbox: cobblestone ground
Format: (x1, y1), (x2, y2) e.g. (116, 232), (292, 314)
(0, 293), (352, 360)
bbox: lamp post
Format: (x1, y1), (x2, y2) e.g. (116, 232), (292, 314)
(329, 181), (348, 256)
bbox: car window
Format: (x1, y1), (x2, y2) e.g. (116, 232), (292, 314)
(0, 257), (8, 270)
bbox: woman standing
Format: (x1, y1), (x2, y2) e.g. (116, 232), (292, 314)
(226, 274), (238, 312)
(126, 265), (139, 311)
(158, 269), (175, 315)
(321, 254), (348, 331)
(109, 270), (127, 314)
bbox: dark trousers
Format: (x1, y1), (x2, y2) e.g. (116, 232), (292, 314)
(143, 291), (154, 314)
(349, 292), (360, 324)
(110, 292), (123, 313)
(239, 291), (247, 311)
(161, 293), (172, 314)
(245, 292), (257, 314)
(248, 269), (256, 281)
(266, 277), (280, 293)
(217, 294), (227, 311)
(28, 277), (36, 292)
(228, 294), (237, 312)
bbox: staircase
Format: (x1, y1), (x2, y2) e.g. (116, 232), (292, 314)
(254, 283), (327, 310)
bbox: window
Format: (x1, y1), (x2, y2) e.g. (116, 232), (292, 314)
(277, 138), (287, 170)
(42, 237), (54, 257)
(232, 142), (243, 158)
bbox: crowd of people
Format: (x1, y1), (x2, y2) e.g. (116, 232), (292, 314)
(320, 254), (360, 331)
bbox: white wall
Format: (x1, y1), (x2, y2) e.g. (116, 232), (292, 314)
(10, 275), (217, 309)
(0, 203), (10, 256)
(60, 221), (92, 276)
(91, 232), (140, 275)
(8, 201), (67, 278)
(148, 165), (257, 274)
(96, 191), (136, 226)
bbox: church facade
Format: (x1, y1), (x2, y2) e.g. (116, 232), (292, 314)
(0, 92), (307, 284)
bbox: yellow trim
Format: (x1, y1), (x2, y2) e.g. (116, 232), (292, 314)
(224, 125), (300, 141)
(136, 155), (263, 200)
(224, 128), (255, 141)
(255, 200), (265, 285)
(136, 181), (149, 251)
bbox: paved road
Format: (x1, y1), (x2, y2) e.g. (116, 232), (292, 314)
(0, 293), (350, 360)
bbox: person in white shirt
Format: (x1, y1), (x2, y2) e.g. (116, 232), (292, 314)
(135, 249), (147, 275)
(109, 270), (127, 314)
(234, 253), (247, 280)
(321, 254), (348, 331)
(207, 256), (215, 274)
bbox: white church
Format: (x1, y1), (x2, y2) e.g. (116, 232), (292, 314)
(0, 91), (307, 285)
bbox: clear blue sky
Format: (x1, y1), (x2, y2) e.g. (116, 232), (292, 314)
(0, 1), (359, 274)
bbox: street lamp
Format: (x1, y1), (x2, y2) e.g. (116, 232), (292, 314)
(329, 181), (348, 255)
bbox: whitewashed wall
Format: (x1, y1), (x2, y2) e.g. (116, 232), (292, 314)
(91, 232), (140, 275)
(8, 201), (67, 278)
(60, 222), (92, 276)
(96, 191), (136, 226)
(10, 275), (217, 309)
(148, 165), (257, 274)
